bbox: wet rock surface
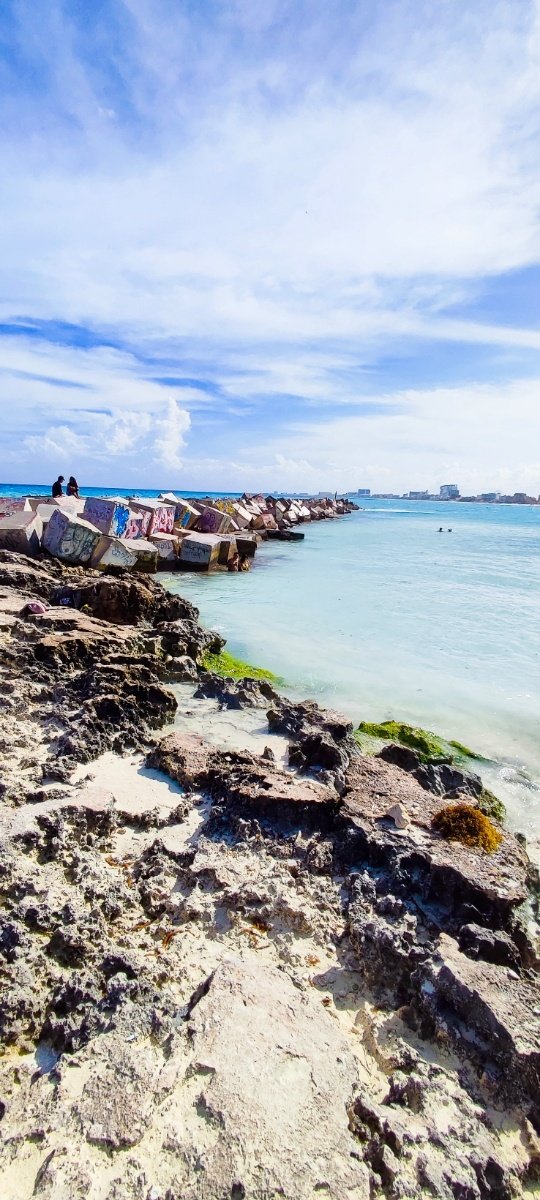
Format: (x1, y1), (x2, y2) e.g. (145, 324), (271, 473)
(0, 549), (539, 1198)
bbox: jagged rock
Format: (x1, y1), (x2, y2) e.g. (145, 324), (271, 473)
(150, 617), (224, 660)
(288, 728), (349, 771)
(51, 575), (197, 627)
(147, 731), (211, 790)
(379, 742), (484, 798)
(205, 747), (340, 832)
(195, 671), (279, 707)
(416, 933), (540, 1128)
(458, 921), (521, 969)
(338, 754), (529, 929)
(268, 696), (354, 741)
(268, 697), (355, 779)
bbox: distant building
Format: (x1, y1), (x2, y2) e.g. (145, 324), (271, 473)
(479, 492), (500, 502)
(357, 488), (371, 497)
(408, 490), (429, 500)
(439, 483), (460, 500)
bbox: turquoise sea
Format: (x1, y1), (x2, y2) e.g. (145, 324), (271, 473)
(2, 486), (539, 850)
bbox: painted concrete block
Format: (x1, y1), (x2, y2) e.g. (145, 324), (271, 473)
(149, 533), (179, 560)
(128, 499), (175, 536)
(43, 509), (101, 564)
(173, 498), (200, 529)
(83, 496), (130, 538)
(0, 497), (31, 517)
(125, 510), (145, 540)
(198, 506), (232, 535)
(123, 539), (159, 573)
(90, 536), (138, 571)
(179, 532), (221, 569)
(0, 511), (43, 556)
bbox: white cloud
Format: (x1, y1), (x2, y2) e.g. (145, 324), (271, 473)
(153, 397), (191, 470)
(248, 377), (540, 494)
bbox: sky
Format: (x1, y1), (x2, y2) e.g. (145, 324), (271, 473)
(1, 0), (540, 494)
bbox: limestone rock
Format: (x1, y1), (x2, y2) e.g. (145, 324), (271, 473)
(177, 958), (369, 1198)
(385, 802), (410, 829)
(147, 731), (211, 791)
(417, 933), (540, 1125)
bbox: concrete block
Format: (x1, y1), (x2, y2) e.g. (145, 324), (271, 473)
(128, 498), (175, 536)
(36, 503), (64, 528)
(235, 535), (258, 558)
(123, 539), (159, 573)
(83, 496), (130, 538)
(90, 536), (138, 571)
(149, 532), (179, 560)
(172, 498), (200, 529)
(43, 509), (101, 564)
(232, 503), (254, 528)
(216, 535), (237, 565)
(0, 511), (43, 557)
(179, 532), (221, 570)
(199, 506), (232, 535)
(0, 497), (31, 517)
(260, 511), (278, 530)
(125, 510), (145, 540)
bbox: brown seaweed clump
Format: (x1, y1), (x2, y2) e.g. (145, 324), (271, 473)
(432, 802), (503, 854)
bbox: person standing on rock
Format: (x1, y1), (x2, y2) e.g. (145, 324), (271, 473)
(51, 475), (65, 498)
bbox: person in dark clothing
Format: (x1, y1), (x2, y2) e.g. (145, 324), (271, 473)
(67, 476), (79, 497)
(52, 475), (64, 498)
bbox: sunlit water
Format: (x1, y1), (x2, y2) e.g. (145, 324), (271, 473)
(162, 499), (540, 853)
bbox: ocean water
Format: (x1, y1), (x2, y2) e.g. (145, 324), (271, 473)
(162, 499), (540, 852)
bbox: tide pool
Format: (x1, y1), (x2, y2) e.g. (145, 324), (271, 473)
(163, 499), (540, 852)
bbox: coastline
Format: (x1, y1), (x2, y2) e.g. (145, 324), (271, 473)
(163, 502), (540, 859)
(0, 548), (539, 1197)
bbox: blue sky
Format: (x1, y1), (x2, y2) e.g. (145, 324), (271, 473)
(1, 0), (540, 492)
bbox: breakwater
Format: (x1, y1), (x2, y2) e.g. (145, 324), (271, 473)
(0, 490), (358, 573)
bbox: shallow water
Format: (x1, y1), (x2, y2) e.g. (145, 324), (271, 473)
(162, 499), (540, 852)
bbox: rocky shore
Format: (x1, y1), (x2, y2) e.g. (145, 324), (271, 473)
(0, 548), (539, 1199)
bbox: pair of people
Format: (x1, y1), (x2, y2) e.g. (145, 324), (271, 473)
(227, 551), (250, 572)
(52, 475), (79, 498)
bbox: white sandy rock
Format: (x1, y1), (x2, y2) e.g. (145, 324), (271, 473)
(385, 802), (410, 829)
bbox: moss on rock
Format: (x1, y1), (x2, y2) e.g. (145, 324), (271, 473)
(355, 720), (481, 764)
(201, 649), (280, 683)
(476, 788), (506, 824)
(432, 803), (503, 853)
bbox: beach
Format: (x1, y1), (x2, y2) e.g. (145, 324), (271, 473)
(0, 542), (539, 1197)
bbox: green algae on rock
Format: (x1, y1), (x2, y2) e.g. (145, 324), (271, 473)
(354, 719), (482, 763)
(432, 802), (503, 853)
(476, 788), (506, 824)
(201, 649), (281, 683)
